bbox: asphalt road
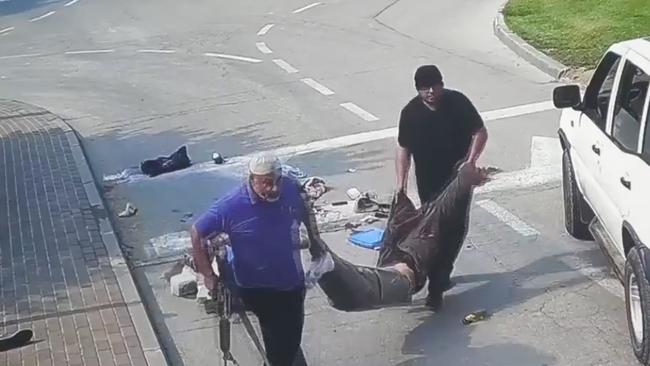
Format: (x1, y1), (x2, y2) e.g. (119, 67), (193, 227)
(0, 0), (640, 365)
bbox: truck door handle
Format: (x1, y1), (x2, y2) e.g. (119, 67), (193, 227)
(592, 144), (601, 155)
(620, 177), (631, 190)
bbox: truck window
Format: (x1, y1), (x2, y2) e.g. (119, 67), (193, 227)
(611, 61), (649, 152)
(583, 52), (622, 130)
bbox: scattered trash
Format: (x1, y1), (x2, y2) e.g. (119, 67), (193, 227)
(118, 202), (137, 218)
(374, 212), (389, 219)
(347, 168), (357, 173)
(170, 265), (198, 297)
(361, 216), (380, 224)
(348, 228), (385, 250)
(344, 222), (362, 230)
(180, 212), (194, 223)
(212, 152), (225, 165)
(103, 167), (143, 184)
(140, 145), (191, 177)
(302, 177), (328, 200)
(331, 201), (348, 206)
(485, 166), (502, 175)
(283, 164), (307, 179)
(462, 310), (489, 325)
(346, 187), (362, 200)
(355, 197), (379, 213)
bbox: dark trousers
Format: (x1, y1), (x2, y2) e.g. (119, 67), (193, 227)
(419, 175), (472, 297)
(239, 287), (308, 366)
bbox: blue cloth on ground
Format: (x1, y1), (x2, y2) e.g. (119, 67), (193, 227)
(348, 228), (385, 250)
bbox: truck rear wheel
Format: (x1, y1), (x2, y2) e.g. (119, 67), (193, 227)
(562, 150), (592, 240)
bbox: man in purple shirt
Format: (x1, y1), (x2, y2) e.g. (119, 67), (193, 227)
(191, 153), (310, 366)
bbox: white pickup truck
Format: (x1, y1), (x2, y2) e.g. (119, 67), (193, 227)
(553, 37), (650, 365)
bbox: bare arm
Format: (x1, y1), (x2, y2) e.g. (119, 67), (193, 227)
(191, 225), (216, 279)
(466, 126), (488, 164)
(395, 145), (412, 191)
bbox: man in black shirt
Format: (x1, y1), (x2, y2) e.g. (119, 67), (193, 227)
(395, 64), (488, 311)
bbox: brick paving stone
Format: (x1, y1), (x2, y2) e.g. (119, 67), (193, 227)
(0, 101), (149, 365)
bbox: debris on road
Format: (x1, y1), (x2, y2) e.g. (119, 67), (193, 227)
(118, 202), (137, 217)
(302, 176), (328, 200)
(140, 145), (191, 177)
(180, 212), (194, 223)
(347, 168), (357, 173)
(170, 265), (198, 297)
(348, 227), (385, 250)
(346, 187), (362, 200)
(212, 152), (225, 164)
(283, 164), (306, 179)
(462, 310), (489, 325)
(102, 167), (143, 184)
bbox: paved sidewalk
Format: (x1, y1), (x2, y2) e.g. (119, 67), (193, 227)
(0, 100), (165, 366)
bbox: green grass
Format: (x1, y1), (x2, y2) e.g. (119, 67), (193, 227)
(504, 0), (650, 68)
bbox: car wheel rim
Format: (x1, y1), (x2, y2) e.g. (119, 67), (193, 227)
(629, 272), (644, 344)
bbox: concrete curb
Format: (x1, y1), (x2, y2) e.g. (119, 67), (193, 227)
(61, 123), (168, 365)
(493, 3), (569, 80)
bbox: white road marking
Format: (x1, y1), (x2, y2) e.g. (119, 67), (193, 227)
(273, 59), (298, 73)
(137, 49), (177, 54)
(64, 0), (80, 6)
(204, 53), (262, 63)
(476, 199), (540, 236)
(257, 24), (274, 36)
(340, 102), (379, 122)
(481, 100), (555, 121)
(530, 136), (562, 168)
(65, 49), (115, 55)
(292, 2), (323, 14)
(107, 100), (559, 185)
(0, 53), (42, 60)
(255, 42), (273, 54)
(0, 27), (14, 35)
(30, 11), (55, 22)
(301, 78), (335, 95)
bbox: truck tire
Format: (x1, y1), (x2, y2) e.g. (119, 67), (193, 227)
(562, 150), (592, 240)
(626, 247), (650, 365)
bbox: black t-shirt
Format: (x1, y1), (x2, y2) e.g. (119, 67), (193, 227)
(398, 89), (484, 201)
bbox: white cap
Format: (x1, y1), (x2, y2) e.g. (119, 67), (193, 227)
(248, 153), (282, 176)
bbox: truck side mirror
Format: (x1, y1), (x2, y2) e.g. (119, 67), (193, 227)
(553, 85), (582, 109)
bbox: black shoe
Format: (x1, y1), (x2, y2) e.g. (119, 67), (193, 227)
(425, 293), (443, 312)
(443, 279), (456, 292)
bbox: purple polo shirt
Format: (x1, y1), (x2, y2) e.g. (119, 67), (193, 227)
(194, 176), (305, 290)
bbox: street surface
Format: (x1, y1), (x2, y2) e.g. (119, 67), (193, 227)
(0, 0), (639, 364)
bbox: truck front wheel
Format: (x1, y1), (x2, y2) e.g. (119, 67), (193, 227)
(562, 150), (592, 240)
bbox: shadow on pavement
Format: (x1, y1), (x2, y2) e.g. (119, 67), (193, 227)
(0, 0), (63, 16)
(396, 250), (611, 365)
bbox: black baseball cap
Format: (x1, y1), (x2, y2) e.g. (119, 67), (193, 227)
(414, 65), (443, 89)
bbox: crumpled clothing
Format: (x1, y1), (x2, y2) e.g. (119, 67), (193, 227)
(305, 252), (335, 289)
(140, 146), (192, 177)
(302, 176), (328, 200)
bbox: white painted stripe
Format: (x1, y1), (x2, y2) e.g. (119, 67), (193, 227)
(0, 27), (14, 35)
(257, 24), (274, 36)
(301, 78), (335, 95)
(204, 53), (262, 63)
(340, 102), (379, 122)
(476, 199), (540, 236)
(481, 100), (555, 121)
(137, 49), (177, 54)
(292, 2), (323, 13)
(474, 165), (560, 195)
(64, 0), (80, 6)
(530, 136), (562, 168)
(0, 53), (42, 60)
(273, 59), (298, 73)
(30, 11), (55, 22)
(107, 100), (559, 186)
(255, 42), (273, 54)
(65, 49), (115, 55)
